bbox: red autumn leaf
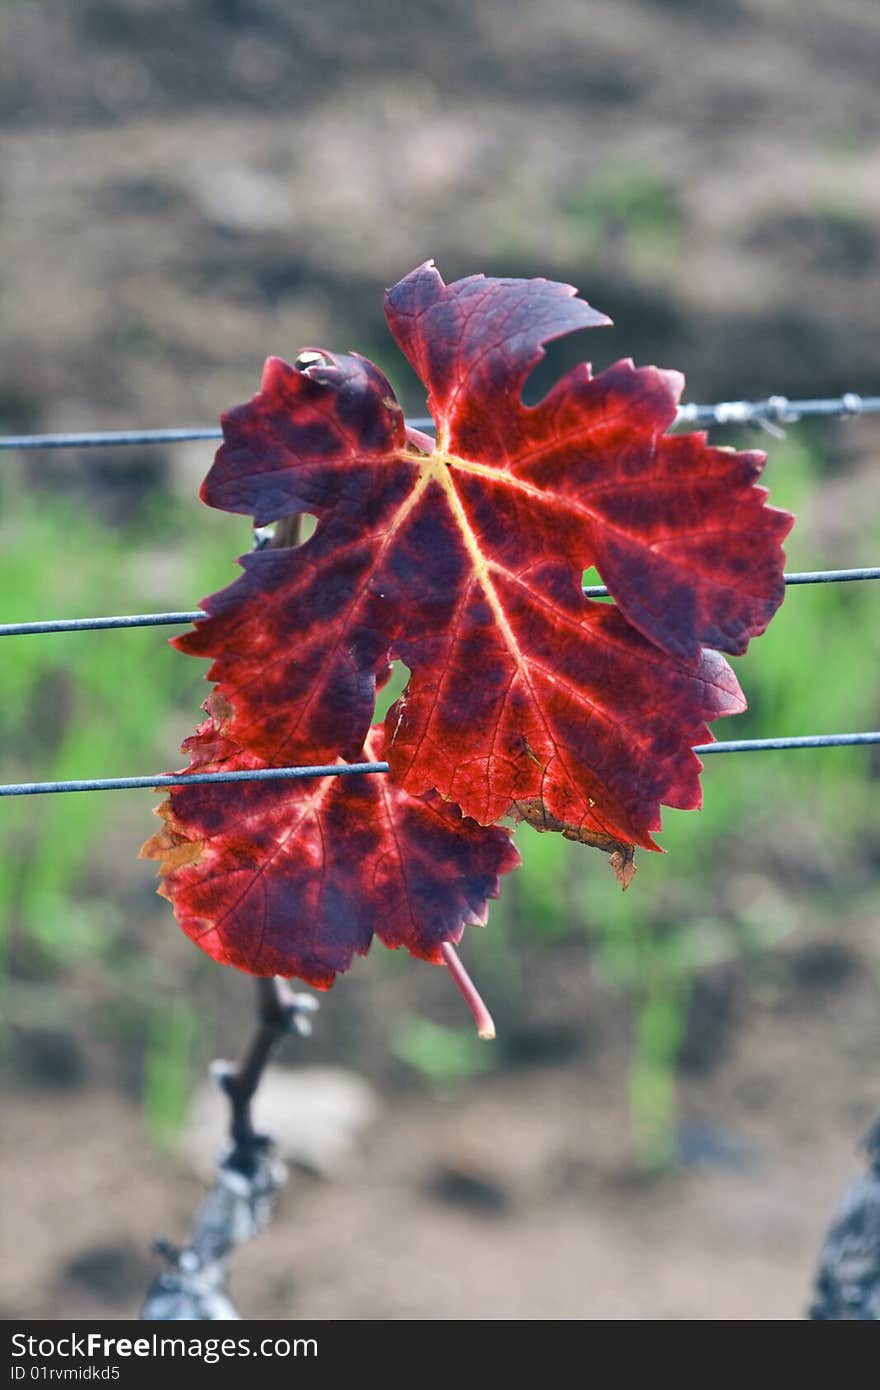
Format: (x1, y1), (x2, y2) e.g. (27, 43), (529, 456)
(141, 722), (520, 988)
(174, 262), (792, 850)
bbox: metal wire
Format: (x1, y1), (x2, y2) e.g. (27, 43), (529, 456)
(763, 568), (880, 587)
(0, 763), (391, 797)
(676, 393), (880, 429)
(695, 732), (880, 755)
(581, 566), (879, 599)
(1, 568), (876, 637)
(1, 733), (877, 796)
(0, 611), (205, 637)
(1, 394), (878, 451)
(0, 422), (429, 449)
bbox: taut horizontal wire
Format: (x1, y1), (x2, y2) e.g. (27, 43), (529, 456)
(695, 732), (880, 754)
(0, 611), (205, 637)
(0, 423), (429, 449)
(581, 566), (879, 599)
(676, 393), (880, 428)
(0, 732), (877, 796)
(1, 568), (877, 637)
(0, 762), (392, 797)
(760, 568), (880, 586)
(1, 395), (878, 451)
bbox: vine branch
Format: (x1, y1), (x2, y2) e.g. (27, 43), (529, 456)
(141, 977), (318, 1321)
(810, 1112), (880, 1320)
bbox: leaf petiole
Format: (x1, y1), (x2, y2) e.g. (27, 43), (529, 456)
(441, 941), (496, 1041)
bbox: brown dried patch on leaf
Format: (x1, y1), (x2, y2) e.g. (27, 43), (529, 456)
(140, 812), (206, 875)
(512, 796), (636, 888)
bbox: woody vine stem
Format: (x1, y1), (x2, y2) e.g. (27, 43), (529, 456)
(141, 976), (318, 1321)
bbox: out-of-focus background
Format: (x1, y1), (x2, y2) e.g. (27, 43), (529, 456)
(1, 0), (878, 1320)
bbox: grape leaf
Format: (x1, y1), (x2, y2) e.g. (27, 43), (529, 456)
(141, 722), (519, 987)
(175, 262), (791, 851)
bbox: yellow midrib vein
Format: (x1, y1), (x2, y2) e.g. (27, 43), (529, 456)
(425, 455), (526, 666)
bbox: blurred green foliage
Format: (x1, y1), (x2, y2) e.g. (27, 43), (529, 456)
(143, 997), (197, 1147)
(0, 424), (876, 1162)
(561, 165), (682, 267)
(0, 468), (246, 1139)
(391, 1015), (496, 1082)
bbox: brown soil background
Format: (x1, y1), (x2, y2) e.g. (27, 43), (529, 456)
(1, 0), (879, 1320)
